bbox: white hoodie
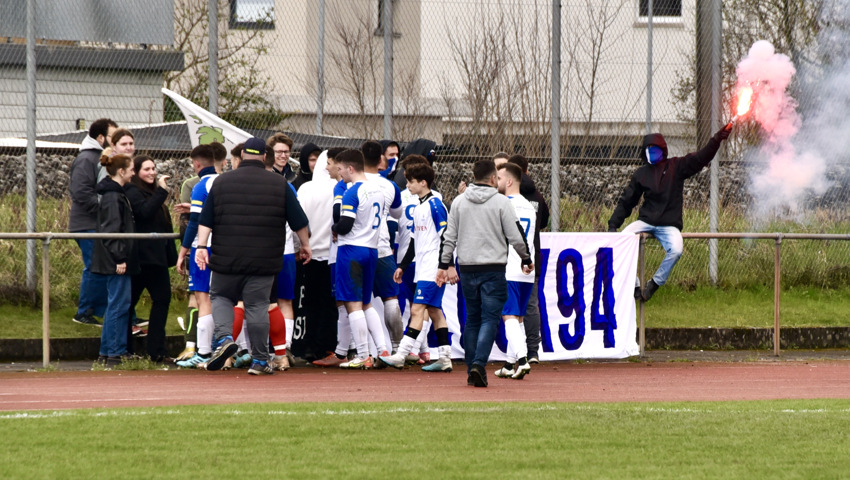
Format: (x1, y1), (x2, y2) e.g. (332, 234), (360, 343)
(294, 150), (334, 261)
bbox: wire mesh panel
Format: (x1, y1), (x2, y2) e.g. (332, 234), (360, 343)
(0, 0), (848, 309)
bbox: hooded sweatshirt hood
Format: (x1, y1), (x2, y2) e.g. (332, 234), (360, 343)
(298, 142), (321, 176)
(312, 150), (330, 183)
(641, 133), (668, 163)
(96, 176), (125, 195)
(464, 183), (499, 204)
(519, 174), (538, 197)
(400, 138), (437, 165)
(80, 135), (104, 152)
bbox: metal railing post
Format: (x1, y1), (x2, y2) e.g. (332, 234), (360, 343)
(774, 234), (782, 356)
(42, 236), (51, 368)
(639, 233), (646, 356)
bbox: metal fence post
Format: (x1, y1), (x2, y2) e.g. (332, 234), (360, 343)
(550, 0), (561, 232)
(639, 233), (646, 356)
(26, 0), (38, 303)
(42, 236), (51, 368)
(774, 234), (782, 356)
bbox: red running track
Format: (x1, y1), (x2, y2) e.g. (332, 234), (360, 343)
(0, 361), (847, 411)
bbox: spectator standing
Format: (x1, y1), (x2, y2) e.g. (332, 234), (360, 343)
(437, 159), (533, 388)
(68, 118), (117, 326)
(124, 155), (178, 363)
(91, 154), (139, 369)
(292, 142), (321, 190)
(268, 133), (295, 180)
(195, 138), (311, 375)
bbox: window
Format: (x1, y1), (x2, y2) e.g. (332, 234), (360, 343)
(639, 0), (682, 17)
(230, 0), (275, 29)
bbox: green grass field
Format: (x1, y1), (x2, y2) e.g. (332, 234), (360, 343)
(1, 400), (847, 479)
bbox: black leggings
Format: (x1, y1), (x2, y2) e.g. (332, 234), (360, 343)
(130, 265), (172, 359)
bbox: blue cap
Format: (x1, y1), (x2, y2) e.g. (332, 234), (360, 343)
(243, 137), (266, 156)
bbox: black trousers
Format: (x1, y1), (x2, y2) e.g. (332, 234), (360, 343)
(129, 264), (172, 359)
(291, 260), (338, 360)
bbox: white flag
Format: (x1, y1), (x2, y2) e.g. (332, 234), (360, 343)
(162, 88), (251, 158)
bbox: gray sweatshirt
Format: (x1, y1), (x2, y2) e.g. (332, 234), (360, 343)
(439, 183), (532, 273)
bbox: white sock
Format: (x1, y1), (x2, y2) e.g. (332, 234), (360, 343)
(364, 306), (388, 353)
(335, 306), (350, 357)
(504, 318), (527, 362)
(417, 320), (432, 354)
(438, 345), (452, 363)
(383, 299), (403, 351)
(348, 310), (369, 359)
(197, 314), (214, 355)
(397, 335), (417, 358)
(285, 318), (294, 349)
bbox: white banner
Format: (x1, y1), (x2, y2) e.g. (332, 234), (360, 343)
(385, 232), (640, 361)
(161, 88), (252, 158)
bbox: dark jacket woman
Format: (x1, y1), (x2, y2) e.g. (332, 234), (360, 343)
(123, 155), (177, 362)
(92, 178), (140, 276)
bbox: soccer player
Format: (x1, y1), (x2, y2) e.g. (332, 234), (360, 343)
(379, 161), (454, 371)
(312, 148), (358, 367)
(175, 145), (219, 367)
(394, 155), (442, 365)
(362, 141), (404, 355)
(332, 149), (386, 369)
(493, 162), (537, 380)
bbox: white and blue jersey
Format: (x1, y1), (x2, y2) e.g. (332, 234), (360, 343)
(506, 194), (536, 283)
(338, 180), (385, 249)
(366, 172), (402, 259)
(396, 188), (442, 265)
(188, 172), (218, 248)
(411, 194), (448, 284)
(329, 179), (348, 265)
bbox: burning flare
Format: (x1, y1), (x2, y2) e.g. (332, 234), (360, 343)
(733, 86), (754, 121)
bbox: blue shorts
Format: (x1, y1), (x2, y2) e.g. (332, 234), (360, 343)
(335, 245), (378, 304)
(188, 247), (211, 293)
(502, 281), (533, 316)
(276, 254), (296, 300)
(373, 255), (400, 298)
(413, 280), (445, 308)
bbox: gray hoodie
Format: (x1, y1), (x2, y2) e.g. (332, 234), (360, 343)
(439, 183), (531, 273)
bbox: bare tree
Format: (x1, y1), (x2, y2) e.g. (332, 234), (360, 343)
(165, 0), (286, 128)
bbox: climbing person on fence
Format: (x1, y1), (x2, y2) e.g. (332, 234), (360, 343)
(607, 123), (733, 301)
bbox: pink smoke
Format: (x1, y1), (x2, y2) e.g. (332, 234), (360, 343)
(735, 40), (828, 217)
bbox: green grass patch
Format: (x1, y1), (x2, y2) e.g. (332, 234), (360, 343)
(0, 400), (847, 479)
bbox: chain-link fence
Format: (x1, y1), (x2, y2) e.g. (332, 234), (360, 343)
(1, 0), (849, 308)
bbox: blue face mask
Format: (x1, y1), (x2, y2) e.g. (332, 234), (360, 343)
(646, 146), (664, 165)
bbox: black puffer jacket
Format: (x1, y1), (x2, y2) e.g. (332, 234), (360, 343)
(608, 134), (722, 231)
(124, 182), (178, 268)
(91, 178), (140, 276)
(200, 160), (309, 275)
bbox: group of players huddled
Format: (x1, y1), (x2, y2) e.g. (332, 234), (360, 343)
(172, 135), (540, 378)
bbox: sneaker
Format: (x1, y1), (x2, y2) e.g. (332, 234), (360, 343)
(470, 364), (488, 388)
(206, 339), (239, 371)
(418, 352), (431, 365)
(373, 350), (391, 369)
(404, 353), (420, 365)
(422, 357), (452, 372)
(312, 353), (347, 367)
(133, 318), (149, 328)
(73, 313), (102, 327)
(132, 326), (147, 337)
(511, 362), (531, 380)
(528, 356), (540, 365)
(642, 279), (660, 302)
(233, 350), (253, 369)
(271, 355), (290, 371)
(176, 353), (210, 368)
(174, 346), (196, 362)
(377, 353), (406, 369)
(340, 356), (373, 369)
(105, 356), (122, 369)
(495, 364), (515, 378)
(248, 360), (274, 375)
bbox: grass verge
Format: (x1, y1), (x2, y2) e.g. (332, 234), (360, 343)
(0, 400), (847, 479)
